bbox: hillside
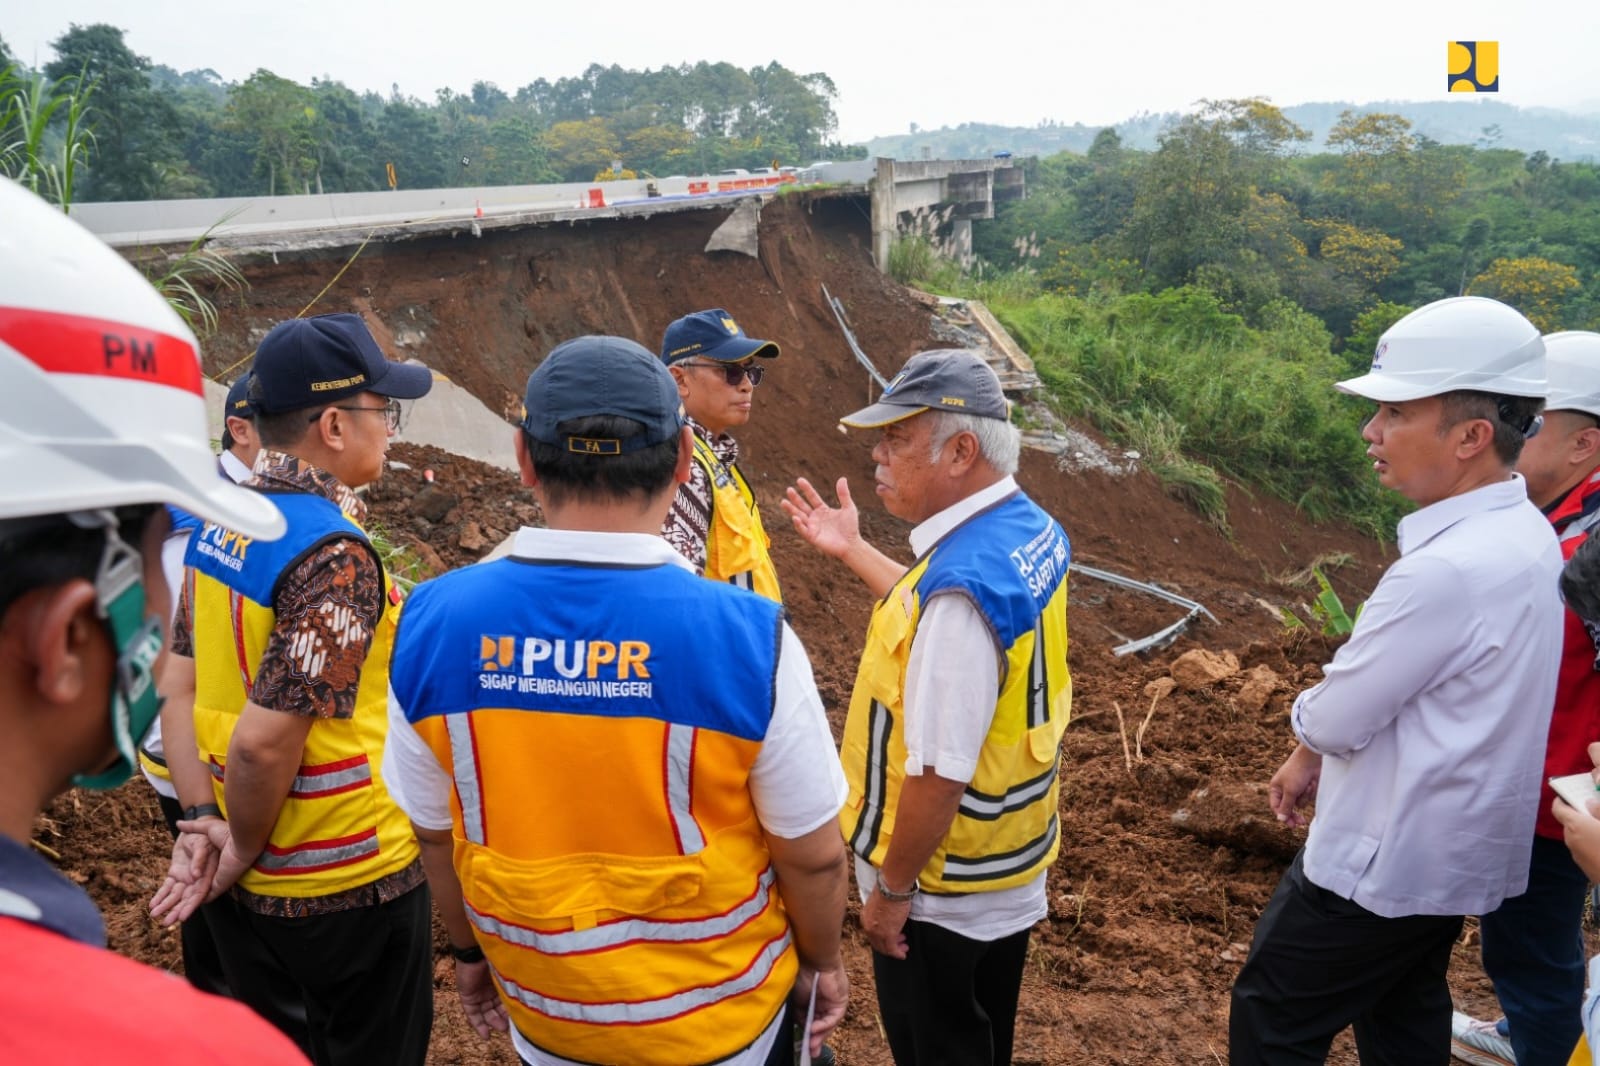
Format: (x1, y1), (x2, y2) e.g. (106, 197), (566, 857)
(866, 98), (1600, 161)
(45, 191), (1526, 1063)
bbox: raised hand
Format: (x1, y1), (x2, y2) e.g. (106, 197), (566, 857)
(781, 476), (862, 561)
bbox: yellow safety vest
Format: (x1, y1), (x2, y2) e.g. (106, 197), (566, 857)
(840, 492), (1072, 894)
(393, 557), (795, 1063)
(693, 434), (782, 603)
(184, 493), (418, 898)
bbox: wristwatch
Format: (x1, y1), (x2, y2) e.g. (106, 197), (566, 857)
(875, 877), (920, 903)
(448, 941), (486, 964)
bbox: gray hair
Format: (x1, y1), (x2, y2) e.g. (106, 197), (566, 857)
(927, 410), (1020, 475)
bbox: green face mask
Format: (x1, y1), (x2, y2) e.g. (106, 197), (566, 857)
(72, 524), (165, 791)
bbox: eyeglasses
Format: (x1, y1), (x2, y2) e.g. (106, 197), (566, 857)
(679, 361), (764, 387)
(311, 398), (404, 433)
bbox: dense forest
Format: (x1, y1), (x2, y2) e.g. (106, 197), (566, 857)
(889, 98), (1600, 536)
(0, 24), (862, 200)
(961, 97), (1600, 341)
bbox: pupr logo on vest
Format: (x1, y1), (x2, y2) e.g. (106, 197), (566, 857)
(478, 633), (656, 699)
(192, 523), (253, 572)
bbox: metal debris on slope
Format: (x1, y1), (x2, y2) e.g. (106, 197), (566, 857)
(1073, 564), (1218, 656)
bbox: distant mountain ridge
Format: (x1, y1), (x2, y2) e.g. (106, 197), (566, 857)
(864, 99), (1600, 161)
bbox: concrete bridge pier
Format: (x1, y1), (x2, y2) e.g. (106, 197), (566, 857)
(870, 157), (1024, 272)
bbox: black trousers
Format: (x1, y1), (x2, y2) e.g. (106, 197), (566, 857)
(1229, 850), (1464, 1065)
(209, 881), (433, 1066)
(872, 918), (1032, 1066)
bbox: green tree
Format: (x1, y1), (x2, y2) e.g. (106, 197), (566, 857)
(545, 117), (620, 181)
(1342, 301), (1413, 372)
(482, 113), (557, 184)
(45, 23), (182, 200)
(1123, 98), (1308, 289)
(1469, 256), (1583, 332)
(228, 70), (319, 195)
(377, 97), (447, 189)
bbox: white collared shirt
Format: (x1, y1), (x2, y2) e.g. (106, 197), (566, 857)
(855, 475), (1049, 942)
(1294, 474), (1563, 917)
(142, 451), (257, 797)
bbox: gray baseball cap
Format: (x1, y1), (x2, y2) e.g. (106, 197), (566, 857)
(840, 349), (1008, 428)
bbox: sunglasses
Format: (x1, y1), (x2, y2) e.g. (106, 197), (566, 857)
(680, 361), (764, 387)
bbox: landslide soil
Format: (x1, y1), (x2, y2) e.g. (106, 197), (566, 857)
(49, 193), (1520, 1063)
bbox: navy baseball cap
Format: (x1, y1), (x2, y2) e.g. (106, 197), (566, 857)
(660, 309), (780, 365)
(522, 336), (686, 454)
(840, 350), (1009, 428)
(224, 373), (257, 419)
(249, 313), (433, 414)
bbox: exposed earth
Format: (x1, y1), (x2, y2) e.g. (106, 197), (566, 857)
(44, 191), (1548, 1063)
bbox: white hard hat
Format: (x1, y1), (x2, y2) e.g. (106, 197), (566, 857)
(1336, 296), (1545, 403)
(1541, 331), (1600, 419)
(0, 179), (283, 539)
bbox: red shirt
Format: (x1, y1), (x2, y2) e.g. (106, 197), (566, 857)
(1535, 468), (1600, 839)
(0, 918), (308, 1064)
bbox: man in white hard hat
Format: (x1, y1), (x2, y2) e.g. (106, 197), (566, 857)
(1229, 297), (1565, 1065)
(0, 177), (305, 1063)
(1452, 331), (1600, 1066)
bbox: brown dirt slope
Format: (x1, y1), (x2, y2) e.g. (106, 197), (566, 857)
(48, 192), (1522, 1065)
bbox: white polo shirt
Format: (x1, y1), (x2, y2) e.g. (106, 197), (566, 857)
(1293, 474), (1563, 918)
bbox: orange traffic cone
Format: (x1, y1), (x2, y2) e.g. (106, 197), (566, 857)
(474, 200), (484, 218)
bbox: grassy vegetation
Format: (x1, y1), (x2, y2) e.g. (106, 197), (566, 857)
(945, 274), (1405, 539)
(366, 519), (434, 592)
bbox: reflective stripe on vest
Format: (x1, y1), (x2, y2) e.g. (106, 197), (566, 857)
(957, 762), (1057, 821)
(254, 828), (381, 874)
(941, 813), (1059, 884)
(206, 754), (372, 799)
(846, 699), (893, 861)
(691, 436), (782, 603)
(491, 928), (792, 1026)
(466, 866), (780, 956)
(665, 722), (706, 854)
(447, 715), (487, 846)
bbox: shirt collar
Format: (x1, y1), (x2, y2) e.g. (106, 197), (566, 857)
(1397, 474), (1530, 556)
(909, 476), (1019, 557)
(219, 449), (253, 485)
(509, 527), (696, 570)
(0, 836), (105, 946)
(688, 416), (739, 463)
(249, 449), (367, 524)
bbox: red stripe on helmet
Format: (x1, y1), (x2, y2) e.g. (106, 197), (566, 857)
(0, 306), (202, 396)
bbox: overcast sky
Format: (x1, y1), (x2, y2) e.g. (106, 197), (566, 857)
(5, 1), (1597, 144)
